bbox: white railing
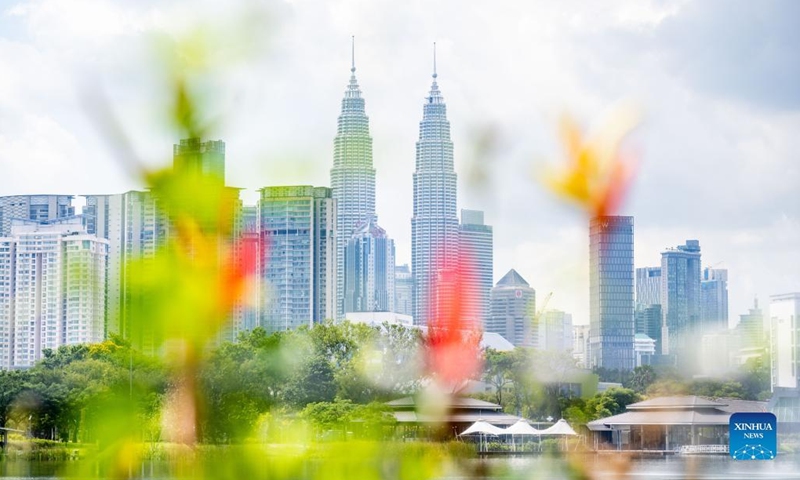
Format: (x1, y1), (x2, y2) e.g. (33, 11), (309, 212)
(675, 444), (729, 454)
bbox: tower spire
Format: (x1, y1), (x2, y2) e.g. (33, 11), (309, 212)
(432, 42), (437, 79)
(351, 35), (356, 73)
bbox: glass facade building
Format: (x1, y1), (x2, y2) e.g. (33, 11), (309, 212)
(330, 49), (376, 319)
(700, 267), (728, 331)
(411, 60), (459, 326)
(589, 215), (635, 371)
(458, 209), (493, 328)
(343, 217), (395, 313)
(660, 240), (702, 365)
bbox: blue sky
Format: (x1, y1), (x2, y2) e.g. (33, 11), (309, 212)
(0, 0), (798, 326)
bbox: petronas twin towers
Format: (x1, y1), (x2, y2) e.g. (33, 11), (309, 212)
(330, 40), (458, 325)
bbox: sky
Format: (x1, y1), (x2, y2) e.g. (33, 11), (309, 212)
(0, 0), (798, 326)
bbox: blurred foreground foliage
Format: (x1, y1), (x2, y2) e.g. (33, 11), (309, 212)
(0, 323), (423, 446)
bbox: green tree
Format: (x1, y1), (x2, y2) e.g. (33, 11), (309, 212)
(630, 365), (657, 393)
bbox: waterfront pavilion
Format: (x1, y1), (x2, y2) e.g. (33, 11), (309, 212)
(587, 396), (767, 453)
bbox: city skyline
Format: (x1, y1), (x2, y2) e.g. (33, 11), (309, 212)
(0, 1), (798, 327)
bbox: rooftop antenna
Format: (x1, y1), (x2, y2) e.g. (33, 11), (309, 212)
(351, 35), (356, 73)
(432, 41), (437, 79)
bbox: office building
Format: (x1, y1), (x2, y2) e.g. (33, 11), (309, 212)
(330, 43), (376, 319)
(635, 267), (661, 308)
(539, 310), (573, 352)
(458, 209), (493, 328)
(0, 195), (75, 237)
(258, 186), (336, 332)
(660, 240), (702, 364)
(412, 51), (459, 326)
(736, 297), (766, 350)
(489, 269), (536, 347)
(0, 217), (107, 369)
(701, 267), (728, 330)
(635, 304), (663, 355)
(343, 217), (395, 313)
(394, 265), (413, 317)
(634, 334), (656, 367)
(589, 216), (635, 371)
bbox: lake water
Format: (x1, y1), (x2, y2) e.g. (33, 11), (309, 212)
(1, 454), (799, 479)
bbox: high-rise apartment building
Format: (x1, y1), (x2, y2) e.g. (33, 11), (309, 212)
(173, 138), (226, 183)
(701, 267), (728, 330)
(0, 195), (75, 237)
(83, 191), (169, 340)
(394, 264), (413, 317)
(411, 52), (459, 326)
(589, 216), (635, 371)
(231, 205), (260, 338)
(330, 44), (376, 320)
(258, 186), (336, 332)
(458, 209), (493, 328)
(489, 269), (536, 347)
(343, 217), (395, 313)
(635, 267), (661, 308)
(660, 240), (702, 363)
(0, 217), (107, 369)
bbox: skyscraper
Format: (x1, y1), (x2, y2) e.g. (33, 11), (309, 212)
(343, 217), (395, 313)
(0, 217), (107, 369)
(0, 195), (75, 237)
(330, 39), (376, 319)
(258, 186), (336, 332)
(83, 191), (169, 341)
(458, 209), (493, 327)
(635, 267), (661, 308)
(589, 216), (635, 371)
(634, 304), (663, 355)
(701, 267), (728, 330)
(411, 46), (459, 326)
(173, 138), (226, 183)
(489, 269), (536, 347)
(539, 310), (574, 352)
(736, 297), (766, 350)
(394, 264), (413, 316)
(660, 240), (702, 362)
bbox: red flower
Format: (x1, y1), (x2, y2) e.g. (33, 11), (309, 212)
(424, 250), (483, 389)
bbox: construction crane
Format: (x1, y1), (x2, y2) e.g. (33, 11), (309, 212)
(532, 292), (553, 327)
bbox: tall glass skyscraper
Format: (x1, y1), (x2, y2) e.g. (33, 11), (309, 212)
(411, 49), (459, 326)
(700, 267), (728, 331)
(459, 209), (493, 328)
(330, 40), (376, 319)
(343, 217), (395, 313)
(589, 216), (635, 371)
(660, 240), (702, 363)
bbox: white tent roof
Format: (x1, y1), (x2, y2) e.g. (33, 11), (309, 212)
(502, 420), (542, 435)
(538, 419), (578, 436)
(459, 420), (506, 436)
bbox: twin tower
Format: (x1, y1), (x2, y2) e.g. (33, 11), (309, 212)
(331, 40), (458, 325)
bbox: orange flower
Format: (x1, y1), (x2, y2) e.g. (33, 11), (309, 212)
(424, 252), (482, 389)
(545, 110), (639, 218)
